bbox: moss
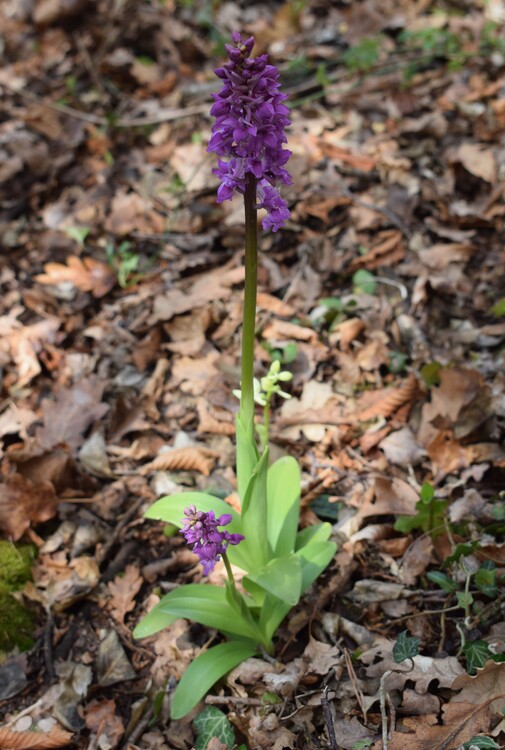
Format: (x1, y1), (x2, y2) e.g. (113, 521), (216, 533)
(0, 542), (37, 658)
(0, 590), (35, 654)
(0, 541), (36, 590)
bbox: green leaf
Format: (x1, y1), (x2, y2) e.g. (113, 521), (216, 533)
(420, 361), (441, 387)
(156, 585), (262, 642)
(490, 298), (505, 317)
(239, 446), (270, 569)
(426, 570), (458, 593)
(393, 630), (420, 663)
(194, 706), (235, 750)
(456, 591), (474, 609)
(266, 456), (301, 557)
(297, 538), (336, 593)
(444, 541), (480, 566)
(463, 737), (501, 750)
(295, 522), (332, 550)
(171, 641), (258, 719)
(352, 269), (376, 295)
(420, 482), (435, 504)
(64, 225), (90, 247)
(475, 564), (499, 598)
(245, 554), (302, 606)
(133, 602), (179, 639)
(464, 640), (494, 675)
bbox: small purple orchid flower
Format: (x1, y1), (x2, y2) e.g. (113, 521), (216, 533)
(208, 32), (292, 232)
(181, 505), (244, 575)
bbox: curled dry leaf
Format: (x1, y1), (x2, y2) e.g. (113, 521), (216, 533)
(196, 398), (235, 436)
(357, 373), (419, 421)
(35, 256), (116, 298)
(0, 726), (73, 750)
(140, 446), (219, 476)
(0, 473), (59, 541)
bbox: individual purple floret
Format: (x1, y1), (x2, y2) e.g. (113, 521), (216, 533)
(181, 505), (244, 575)
(208, 32), (292, 232)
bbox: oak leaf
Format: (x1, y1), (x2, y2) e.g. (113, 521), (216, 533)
(107, 565), (143, 625)
(35, 256), (116, 298)
(0, 726), (72, 749)
(140, 446), (218, 476)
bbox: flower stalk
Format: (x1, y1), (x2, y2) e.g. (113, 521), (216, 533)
(241, 172), (258, 443)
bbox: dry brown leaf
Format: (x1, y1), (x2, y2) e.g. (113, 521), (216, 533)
(451, 661), (505, 714)
(261, 318), (316, 343)
(107, 565), (143, 625)
(362, 640), (464, 694)
(456, 143), (496, 184)
(0, 473), (59, 540)
(104, 191), (165, 236)
(0, 726), (73, 749)
(197, 399), (235, 436)
(358, 476), (419, 518)
(256, 292), (296, 317)
(350, 230), (404, 270)
(379, 700), (495, 750)
(357, 373), (419, 421)
(85, 699), (124, 749)
(36, 379), (109, 453)
(140, 446), (219, 476)
(332, 318), (366, 351)
(419, 242), (475, 270)
(319, 140), (376, 172)
(35, 256), (116, 298)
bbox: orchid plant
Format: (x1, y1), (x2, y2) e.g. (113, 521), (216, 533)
(133, 33), (336, 719)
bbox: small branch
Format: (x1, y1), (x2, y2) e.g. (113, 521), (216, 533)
(322, 686), (338, 750)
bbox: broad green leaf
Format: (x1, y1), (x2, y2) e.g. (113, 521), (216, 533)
(444, 541), (480, 566)
(245, 554), (302, 606)
(194, 706), (235, 750)
(143, 493), (249, 572)
(426, 570), (458, 593)
(464, 640), (494, 675)
(297, 539), (337, 593)
(239, 447), (269, 569)
(353, 269), (376, 294)
(133, 602), (179, 639)
(296, 522), (332, 551)
(464, 737), (501, 750)
(259, 594), (290, 643)
(156, 585), (262, 642)
(393, 631), (420, 663)
(266, 456), (301, 557)
(171, 641), (258, 719)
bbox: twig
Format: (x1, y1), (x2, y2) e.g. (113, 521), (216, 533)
(322, 686), (338, 750)
(205, 695), (263, 706)
(338, 183), (410, 237)
(118, 701), (153, 750)
(379, 669), (392, 750)
(96, 497), (144, 569)
(343, 648), (367, 722)
(43, 607), (55, 681)
(2, 82), (208, 128)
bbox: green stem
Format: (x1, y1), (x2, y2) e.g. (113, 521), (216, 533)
(240, 172), (258, 440)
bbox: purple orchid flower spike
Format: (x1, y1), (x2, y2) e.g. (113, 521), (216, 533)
(181, 505), (244, 575)
(208, 31), (292, 232)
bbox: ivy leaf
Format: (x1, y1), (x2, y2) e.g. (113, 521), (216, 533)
(393, 630), (420, 663)
(464, 640), (493, 675)
(443, 541), (480, 566)
(474, 564), (498, 598)
(194, 706), (235, 750)
(463, 737), (501, 749)
(456, 591), (474, 609)
(426, 570), (458, 593)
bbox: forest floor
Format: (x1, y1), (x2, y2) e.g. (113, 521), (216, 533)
(1, 0), (505, 749)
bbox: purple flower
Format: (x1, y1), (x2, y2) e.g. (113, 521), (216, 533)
(208, 32), (292, 232)
(181, 505), (244, 575)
